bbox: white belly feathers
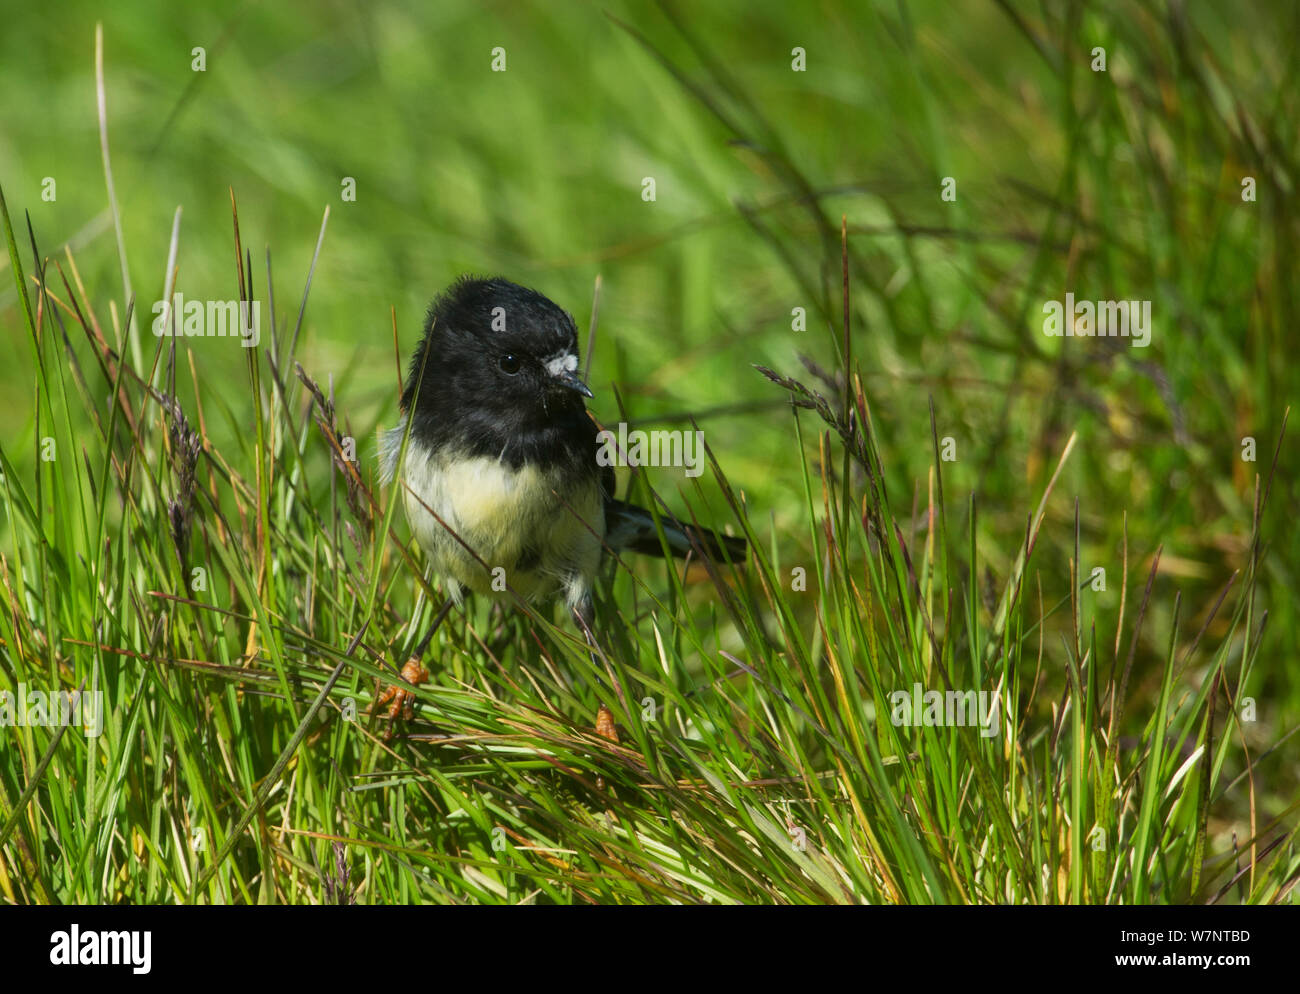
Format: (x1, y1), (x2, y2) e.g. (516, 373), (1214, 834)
(381, 418), (603, 608)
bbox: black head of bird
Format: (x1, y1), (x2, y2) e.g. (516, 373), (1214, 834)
(400, 276), (593, 468)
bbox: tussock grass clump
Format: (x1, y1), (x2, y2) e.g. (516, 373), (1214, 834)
(1, 182), (1292, 904)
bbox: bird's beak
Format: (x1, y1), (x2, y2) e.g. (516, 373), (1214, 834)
(545, 354), (593, 398)
(552, 368), (594, 398)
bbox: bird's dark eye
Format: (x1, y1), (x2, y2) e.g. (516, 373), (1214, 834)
(499, 354), (521, 374)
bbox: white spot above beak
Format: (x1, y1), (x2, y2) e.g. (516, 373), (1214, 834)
(544, 352), (579, 378)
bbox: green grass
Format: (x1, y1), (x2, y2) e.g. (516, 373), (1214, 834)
(1, 0), (1297, 904)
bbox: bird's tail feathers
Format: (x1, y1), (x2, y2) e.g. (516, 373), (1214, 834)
(604, 499), (746, 562)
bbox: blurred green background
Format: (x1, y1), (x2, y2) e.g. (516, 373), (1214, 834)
(1, 0), (1296, 723)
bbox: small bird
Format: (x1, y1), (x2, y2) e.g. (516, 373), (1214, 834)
(381, 276), (745, 650)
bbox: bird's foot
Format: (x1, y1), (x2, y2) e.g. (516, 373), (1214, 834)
(593, 704), (619, 793)
(595, 703), (619, 744)
(372, 657), (430, 741)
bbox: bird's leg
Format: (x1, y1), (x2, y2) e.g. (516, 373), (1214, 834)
(410, 596), (455, 661)
(573, 595), (597, 656)
(572, 597), (619, 747)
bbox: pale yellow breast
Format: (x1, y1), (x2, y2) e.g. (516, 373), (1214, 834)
(397, 443), (603, 607)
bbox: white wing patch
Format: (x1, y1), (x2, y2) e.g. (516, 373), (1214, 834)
(378, 415), (407, 486)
